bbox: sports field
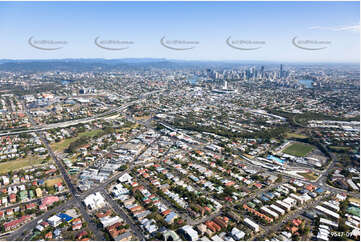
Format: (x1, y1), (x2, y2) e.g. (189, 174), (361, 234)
(283, 142), (314, 157)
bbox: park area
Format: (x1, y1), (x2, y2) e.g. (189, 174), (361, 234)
(0, 155), (46, 174)
(50, 129), (104, 153)
(283, 142), (314, 157)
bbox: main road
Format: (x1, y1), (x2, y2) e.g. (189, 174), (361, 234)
(22, 103), (105, 241)
(0, 90), (162, 137)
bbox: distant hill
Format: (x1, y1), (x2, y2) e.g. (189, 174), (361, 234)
(0, 58), (357, 73)
(0, 59), (180, 72)
(0, 58), (244, 72)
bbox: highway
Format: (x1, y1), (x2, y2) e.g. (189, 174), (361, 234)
(0, 90), (162, 137)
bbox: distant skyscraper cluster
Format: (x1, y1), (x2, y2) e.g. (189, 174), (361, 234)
(204, 64), (289, 82)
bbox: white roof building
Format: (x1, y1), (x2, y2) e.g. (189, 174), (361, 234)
(2, 176), (9, 185)
(283, 197), (297, 207)
(83, 192), (106, 210)
(315, 205), (340, 220)
(276, 200), (291, 212)
(281, 231), (292, 239)
(336, 193), (347, 201)
(320, 218), (338, 228)
(35, 225), (44, 232)
(231, 227), (245, 240)
(244, 218), (259, 232)
(180, 225), (199, 241)
(282, 183), (297, 193)
(347, 179), (359, 191)
(100, 216), (122, 228)
(211, 235), (222, 241)
(261, 206), (279, 219)
(300, 193), (312, 202)
(270, 204), (285, 216)
(47, 215), (62, 227)
(289, 193), (304, 205)
(118, 173), (133, 183)
(322, 201), (340, 212)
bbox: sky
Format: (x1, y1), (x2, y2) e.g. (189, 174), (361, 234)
(0, 1), (359, 63)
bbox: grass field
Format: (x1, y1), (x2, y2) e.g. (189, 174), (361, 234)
(297, 171), (319, 181)
(51, 129), (104, 153)
(285, 132), (308, 139)
(0, 155), (45, 174)
(329, 146), (351, 152)
(283, 142), (314, 157)
(45, 177), (63, 187)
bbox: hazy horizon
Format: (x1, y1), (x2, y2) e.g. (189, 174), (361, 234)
(0, 58), (359, 65)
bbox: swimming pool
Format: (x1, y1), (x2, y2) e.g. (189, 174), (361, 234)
(267, 155), (285, 164)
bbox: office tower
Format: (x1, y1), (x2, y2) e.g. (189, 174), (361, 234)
(245, 70), (251, 80)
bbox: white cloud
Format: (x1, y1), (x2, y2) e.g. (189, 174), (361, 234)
(309, 24), (360, 32)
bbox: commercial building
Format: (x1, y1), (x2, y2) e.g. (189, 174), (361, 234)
(48, 215), (62, 227)
(83, 192), (106, 210)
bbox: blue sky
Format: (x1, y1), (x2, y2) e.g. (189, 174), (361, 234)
(0, 1), (359, 62)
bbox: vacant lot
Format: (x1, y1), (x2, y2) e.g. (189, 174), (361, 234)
(51, 129), (104, 153)
(283, 142), (314, 157)
(0, 155), (45, 174)
(297, 171), (319, 181)
(134, 115), (151, 121)
(286, 132), (308, 139)
(45, 177), (63, 187)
